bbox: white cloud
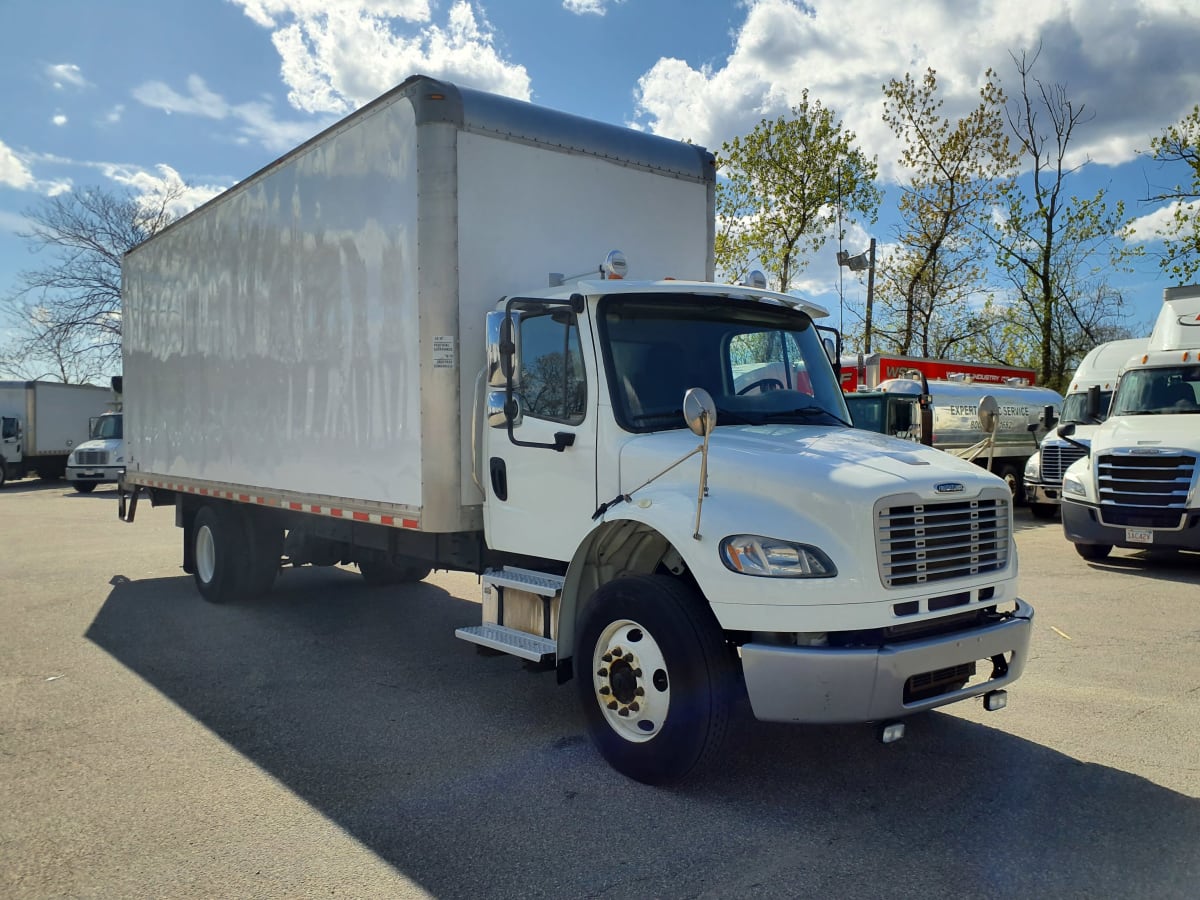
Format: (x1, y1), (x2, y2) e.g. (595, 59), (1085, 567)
(632, 0), (1200, 181)
(230, 0), (530, 115)
(0, 210), (31, 234)
(104, 105), (125, 125)
(133, 75), (329, 152)
(0, 139), (35, 189)
(51, 114), (68, 127)
(563, 0), (619, 15)
(1125, 201), (1198, 243)
(100, 163), (227, 218)
(46, 62), (90, 89)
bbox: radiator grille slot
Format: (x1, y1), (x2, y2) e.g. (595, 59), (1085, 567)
(876, 492), (1010, 588)
(74, 450), (109, 465)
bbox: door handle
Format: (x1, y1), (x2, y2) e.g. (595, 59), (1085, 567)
(489, 457), (508, 501)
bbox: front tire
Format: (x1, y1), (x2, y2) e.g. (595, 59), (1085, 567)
(73, 482), (97, 494)
(359, 558), (431, 586)
(575, 575), (736, 785)
(1074, 542), (1112, 561)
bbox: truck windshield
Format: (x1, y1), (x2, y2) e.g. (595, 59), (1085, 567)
(90, 414), (123, 440)
(598, 293), (850, 432)
(1059, 390), (1112, 425)
(1110, 366), (1200, 416)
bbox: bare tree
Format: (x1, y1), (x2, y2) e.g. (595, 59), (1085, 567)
(2, 183), (183, 380)
(989, 48), (1139, 390)
(1143, 104), (1200, 281)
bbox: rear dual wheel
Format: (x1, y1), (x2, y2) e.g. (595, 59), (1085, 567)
(193, 504), (281, 603)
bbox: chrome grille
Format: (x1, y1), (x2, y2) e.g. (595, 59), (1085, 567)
(1040, 442), (1086, 485)
(1096, 452), (1195, 528)
(875, 491), (1011, 588)
(75, 449), (109, 465)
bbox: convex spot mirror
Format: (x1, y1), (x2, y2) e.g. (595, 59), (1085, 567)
(683, 387), (717, 437)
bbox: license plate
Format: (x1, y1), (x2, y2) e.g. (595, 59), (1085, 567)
(1126, 528), (1153, 544)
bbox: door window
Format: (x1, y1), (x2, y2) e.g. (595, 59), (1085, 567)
(520, 311), (587, 424)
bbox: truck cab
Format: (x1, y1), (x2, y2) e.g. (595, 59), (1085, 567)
(66, 411), (125, 493)
(1060, 287), (1200, 559)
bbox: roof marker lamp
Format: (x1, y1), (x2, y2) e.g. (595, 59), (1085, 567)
(720, 535), (836, 578)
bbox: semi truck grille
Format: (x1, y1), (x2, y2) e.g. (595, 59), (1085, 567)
(75, 450), (109, 465)
(1096, 453), (1196, 509)
(1040, 442), (1086, 484)
(1096, 453), (1196, 528)
(875, 491), (1010, 588)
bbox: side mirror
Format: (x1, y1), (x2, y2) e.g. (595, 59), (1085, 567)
(1057, 423), (1076, 439)
(683, 387), (717, 437)
(1039, 404), (1058, 431)
(1084, 385), (1101, 421)
(822, 337), (837, 366)
(486, 309), (522, 388)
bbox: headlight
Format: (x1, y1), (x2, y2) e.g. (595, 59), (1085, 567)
(1062, 474), (1086, 497)
(1024, 454), (1039, 479)
(720, 535), (836, 578)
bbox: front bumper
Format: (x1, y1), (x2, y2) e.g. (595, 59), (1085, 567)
(1061, 499), (1200, 550)
(66, 466), (124, 485)
(739, 599), (1034, 723)
(1024, 480), (1061, 506)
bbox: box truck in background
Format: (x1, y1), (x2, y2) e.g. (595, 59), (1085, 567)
(0, 381), (112, 487)
(118, 76), (1033, 784)
(1060, 285), (1200, 558)
(1023, 338), (1146, 518)
(839, 353), (1036, 393)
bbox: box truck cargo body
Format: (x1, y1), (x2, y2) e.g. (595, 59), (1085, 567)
(1060, 285), (1200, 558)
(0, 381), (112, 486)
(120, 76), (1032, 784)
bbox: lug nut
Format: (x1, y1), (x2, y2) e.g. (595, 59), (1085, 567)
(598, 686), (610, 695)
(618, 708), (630, 717)
(597, 668), (608, 677)
(628, 702), (640, 713)
(606, 700), (618, 710)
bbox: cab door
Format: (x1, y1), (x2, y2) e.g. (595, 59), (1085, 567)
(483, 301), (598, 562)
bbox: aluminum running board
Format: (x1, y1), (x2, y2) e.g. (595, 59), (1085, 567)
(482, 566), (564, 596)
(455, 624), (557, 663)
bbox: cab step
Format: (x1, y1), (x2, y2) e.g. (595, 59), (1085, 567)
(455, 624), (557, 663)
(482, 566), (564, 596)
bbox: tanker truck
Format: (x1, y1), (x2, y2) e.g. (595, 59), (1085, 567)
(116, 75), (1033, 784)
(845, 376), (1062, 498)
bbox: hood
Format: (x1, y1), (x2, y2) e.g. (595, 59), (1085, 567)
(620, 424), (1004, 506)
(73, 437), (124, 453)
(1093, 415), (1200, 455)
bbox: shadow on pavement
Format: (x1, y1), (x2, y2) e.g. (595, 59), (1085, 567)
(87, 568), (1199, 899)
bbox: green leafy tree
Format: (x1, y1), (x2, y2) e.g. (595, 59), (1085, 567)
(715, 92), (880, 292)
(873, 68), (1016, 357)
(1144, 104), (1200, 281)
(989, 49), (1139, 390)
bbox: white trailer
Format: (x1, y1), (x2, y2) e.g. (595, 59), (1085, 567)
(1023, 338), (1146, 518)
(0, 381), (112, 487)
(1060, 285), (1200, 559)
(119, 75), (1033, 784)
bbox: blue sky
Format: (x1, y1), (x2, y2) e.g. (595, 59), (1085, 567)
(2, 0), (1198, 366)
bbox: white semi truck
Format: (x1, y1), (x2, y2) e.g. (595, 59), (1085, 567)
(1023, 338), (1145, 519)
(118, 75), (1033, 784)
(1060, 285), (1200, 559)
(0, 380), (112, 487)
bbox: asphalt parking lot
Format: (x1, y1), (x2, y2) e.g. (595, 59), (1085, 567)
(1, 480), (1197, 899)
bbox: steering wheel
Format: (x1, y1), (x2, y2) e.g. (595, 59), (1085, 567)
(737, 378), (785, 396)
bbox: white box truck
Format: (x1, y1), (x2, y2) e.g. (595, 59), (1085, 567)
(1023, 338), (1145, 518)
(0, 380), (112, 487)
(1059, 285), (1200, 558)
(118, 75), (1033, 784)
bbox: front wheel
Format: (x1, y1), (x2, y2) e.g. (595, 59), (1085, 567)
(73, 482), (97, 494)
(359, 558), (431, 586)
(1074, 542), (1112, 561)
(575, 575), (736, 785)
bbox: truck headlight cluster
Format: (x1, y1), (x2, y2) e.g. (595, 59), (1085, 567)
(1062, 474), (1086, 497)
(720, 535), (836, 578)
(1024, 454), (1039, 479)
